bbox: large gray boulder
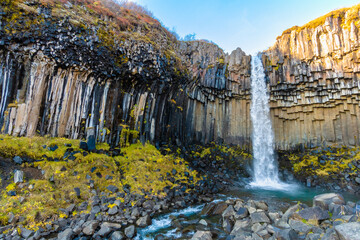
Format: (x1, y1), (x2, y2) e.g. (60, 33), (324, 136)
(335, 222), (360, 240)
(296, 206), (330, 221)
(95, 222), (122, 237)
(313, 193), (345, 210)
(250, 211), (270, 223)
(82, 220), (99, 235)
(136, 215), (151, 227)
(124, 225), (136, 238)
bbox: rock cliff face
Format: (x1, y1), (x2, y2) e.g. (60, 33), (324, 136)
(3, 0), (360, 150)
(0, 0), (252, 148)
(263, 4), (360, 149)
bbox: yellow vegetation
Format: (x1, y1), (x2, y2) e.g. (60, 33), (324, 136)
(0, 135), (199, 229)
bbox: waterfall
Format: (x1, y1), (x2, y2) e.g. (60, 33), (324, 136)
(249, 54), (285, 189)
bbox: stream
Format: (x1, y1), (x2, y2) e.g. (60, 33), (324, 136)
(135, 179), (359, 239)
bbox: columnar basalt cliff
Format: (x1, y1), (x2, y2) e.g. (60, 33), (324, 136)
(263, 5), (360, 149)
(3, 0), (360, 150)
(0, 0), (252, 148)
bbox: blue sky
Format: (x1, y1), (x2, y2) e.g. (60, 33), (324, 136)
(132, 0), (360, 54)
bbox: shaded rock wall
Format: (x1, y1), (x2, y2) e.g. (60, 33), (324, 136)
(264, 9), (360, 149)
(0, 37), (252, 147)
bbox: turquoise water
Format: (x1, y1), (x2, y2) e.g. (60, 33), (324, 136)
(135, 180), (359, 239)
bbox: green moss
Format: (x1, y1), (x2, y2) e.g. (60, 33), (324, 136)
(0, 136), (200, 229)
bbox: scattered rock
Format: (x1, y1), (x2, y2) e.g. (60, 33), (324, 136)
(250, 211), (270, 223)
(136, 215), (151, 227)
(111, 231), (124, 240)
(107, 185), (119, 193)
(82, 220), (99, 235)
(313, 193), (345, 210)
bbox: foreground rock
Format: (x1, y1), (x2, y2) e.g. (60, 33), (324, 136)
(194, 193), (358, 240)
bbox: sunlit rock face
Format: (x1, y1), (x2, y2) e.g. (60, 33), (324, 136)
(263, 8), (360, 150)
(2, 1), (360, 150)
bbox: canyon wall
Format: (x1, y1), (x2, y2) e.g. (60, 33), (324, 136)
(2, 1), (360, 150)
(263, 6), (360, 149)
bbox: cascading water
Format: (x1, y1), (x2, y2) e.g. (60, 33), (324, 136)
(249, 54), (290, 190)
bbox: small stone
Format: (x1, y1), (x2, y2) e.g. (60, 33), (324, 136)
(108, 206), (119, 215)
(107, 185), (118, 193)
(13, 156), (23, 165)
(48, 145), (58, 151)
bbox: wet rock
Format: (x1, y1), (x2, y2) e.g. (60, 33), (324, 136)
(136, 215), (151, 227)
(82, 220), (99, 235)
(57, 228), (74, 240)
(191, 230), (212, 240)
(201, 203), (216, 215)
(250, 211), (270, 223)
(13, 156), (23, 165)
(124, 225), (136, 238)
(80, 141), (88, 151)
(313, 193), (345, 210)
(48, 145), (58, 151)
(199, 219), (208, 226)
(334, 222), (360, 240)
(14, 170), (23, 183)
(212, 202), (228, 215)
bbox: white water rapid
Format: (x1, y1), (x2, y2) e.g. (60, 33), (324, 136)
(249, 55), (292, 190)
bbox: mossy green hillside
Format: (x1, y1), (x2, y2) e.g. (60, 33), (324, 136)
(0, 135), (199, 230)
(286, 146), (360, 178)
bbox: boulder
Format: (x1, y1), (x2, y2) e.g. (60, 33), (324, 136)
(20, 227), (33, 239)
(108, 206), (119, 215)
(296, 206), (330, 221)
(288, 219), (312, 234)
(313, 193), (345, 210)
(191, 230), (212, 240)
(57, 228), (74, 240)
(254, 201), (268, 211)
(282, 203), (307, 223)
(124, 225), (136, 238)
(212, 202), (228, 215)
(201, 203), (216, 215)
(82, 220), (99, 235)
(136, 215), (151, 227)
(111, 231), (124, 240)
(250, 211), (270, 223)
(273, 228), (298, 240)
(222, 205), (235, 218)
(234, 207), (249, 219)
(335, 222), (360, 240)
(230, 219), (252, 235)
(96, 222), (122, 237)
